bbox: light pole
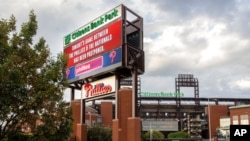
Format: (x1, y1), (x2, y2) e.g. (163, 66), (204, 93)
(176, 119), (182, 131)
(80, 88), (83, 124)
(150, 122), (152, 141)
(89, 111), (92, 126)
(208, 98), (212, 141)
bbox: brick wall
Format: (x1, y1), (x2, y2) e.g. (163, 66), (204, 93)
(71, 100), (81, 137)
(230, 106), (250, 125)
(101, 101), (113, 127)
(118, 88), (132, 141)
(207, 105), (228, 138)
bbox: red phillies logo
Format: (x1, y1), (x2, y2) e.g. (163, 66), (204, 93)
(83, 83), (112, 98)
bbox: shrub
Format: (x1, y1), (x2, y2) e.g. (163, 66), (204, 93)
(143, 130), (165, 140)
(87, 126), (112, 141)
(7, 132), (33, 141)
(167, 131), (190, 139)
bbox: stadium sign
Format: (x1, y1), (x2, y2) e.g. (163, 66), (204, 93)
(82, 75), (115, 99)
(141, 92), (184, 97)
(64, 5), (122, 46)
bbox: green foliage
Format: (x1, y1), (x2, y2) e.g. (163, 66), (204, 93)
(167, 131), (190, 139)
(143, 130), (165, 140)
(0, 11), (72, 140)
(7, 132), (33, 141)
(87, 126), (112, 141)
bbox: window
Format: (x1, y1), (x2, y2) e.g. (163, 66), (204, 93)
(240, 115), (249, 125)
(232, 116), (238, 125)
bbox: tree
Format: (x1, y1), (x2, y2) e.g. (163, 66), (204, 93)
(0, 11), (72, 140)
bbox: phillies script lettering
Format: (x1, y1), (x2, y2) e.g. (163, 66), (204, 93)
(84, 83), (112, 98)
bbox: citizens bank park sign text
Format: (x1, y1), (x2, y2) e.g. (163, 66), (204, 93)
(63, 6), (122, 46)
(64, 5), (123, 83)
(82, 75), (115, 99)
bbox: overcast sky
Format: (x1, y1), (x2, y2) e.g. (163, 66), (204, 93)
(1, 0), (250, 100)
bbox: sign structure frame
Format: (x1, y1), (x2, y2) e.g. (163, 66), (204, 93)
(64, 4), (144, 84)
(66, 5), (144, 128)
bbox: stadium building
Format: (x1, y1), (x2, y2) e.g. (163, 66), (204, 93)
(70, 74), (250, 140)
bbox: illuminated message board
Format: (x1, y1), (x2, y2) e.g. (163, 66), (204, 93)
(64, 5), (123, 83)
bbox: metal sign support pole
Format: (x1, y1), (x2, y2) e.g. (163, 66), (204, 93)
(115, 74), (120, 119)
(132, 67), (138, 117)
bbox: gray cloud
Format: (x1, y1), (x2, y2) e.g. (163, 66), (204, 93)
(153, 0), (236, 20)
(1, 0), (250, 99)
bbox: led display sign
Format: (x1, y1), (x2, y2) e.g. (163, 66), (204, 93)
(66, 47), (122, 82)
(64, 20), (122, 68)
(64, 19), (122, 83)
(64, 4), (144, 83)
